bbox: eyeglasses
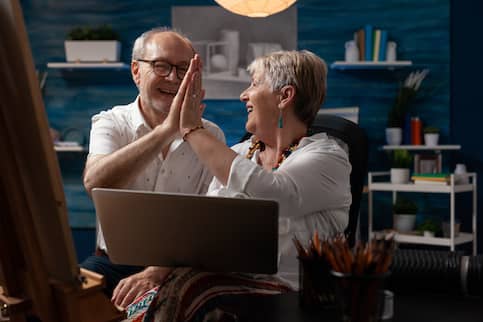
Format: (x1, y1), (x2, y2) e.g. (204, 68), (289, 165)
(136, 59), (188, 80)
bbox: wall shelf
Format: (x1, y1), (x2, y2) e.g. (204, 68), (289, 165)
(330, 60), (412, 70)
(47, 62), (129, 70)
(45, 62), (132, 84)
(382, 144), (461, 151)
(54, 146), (86, 152)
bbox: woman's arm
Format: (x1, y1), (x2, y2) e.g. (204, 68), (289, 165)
(178, 55), (237, 185)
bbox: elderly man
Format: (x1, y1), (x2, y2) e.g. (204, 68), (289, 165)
(80, 27), (225, 307)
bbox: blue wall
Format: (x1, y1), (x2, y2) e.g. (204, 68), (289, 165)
(20, 0), (458, 260)
(450, 0), (483, 251)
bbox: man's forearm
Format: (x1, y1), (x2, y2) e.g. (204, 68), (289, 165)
(83, 125), (174, 194)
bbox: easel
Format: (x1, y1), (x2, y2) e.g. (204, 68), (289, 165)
(0, 1), (124, 321)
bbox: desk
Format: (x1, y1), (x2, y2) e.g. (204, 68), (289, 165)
(228, 291), (483, 322)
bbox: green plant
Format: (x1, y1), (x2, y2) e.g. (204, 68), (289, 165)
(67, 25), (120, 41)
(387, 69), (429, 128)
(391, 149), (412, 169)
(393, 198), (418, 215)
(423, 126), (439, 134)
(416, 219), (440, 234)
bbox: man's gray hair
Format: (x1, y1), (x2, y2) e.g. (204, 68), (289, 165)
(131, 27), (194, 60)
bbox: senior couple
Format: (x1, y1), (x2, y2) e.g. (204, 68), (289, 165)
(81, 27), (351, 321)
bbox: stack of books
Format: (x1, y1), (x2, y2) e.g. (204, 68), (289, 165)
(354, 25), (389, 62)
(411, 173), (449, 185)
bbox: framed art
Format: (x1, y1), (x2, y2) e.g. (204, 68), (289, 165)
(413, 153), (442, 173)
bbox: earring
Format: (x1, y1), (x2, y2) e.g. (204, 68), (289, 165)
(278, 108), (283, 128)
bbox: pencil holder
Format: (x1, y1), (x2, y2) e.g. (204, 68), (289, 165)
(298, 257), (336, 310)
(331, 271), (390, 322)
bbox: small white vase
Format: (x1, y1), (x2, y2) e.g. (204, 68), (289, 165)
(454, 163), (468, 184)
(393, 214), (416, 233)
(424, 133), (439, 146)
(345, 40), (359, 62)
(220, 29), (240, 76)
(390, 168), (410, 184)
(386, 128), (402, 145)
(386, 41), (397, 62)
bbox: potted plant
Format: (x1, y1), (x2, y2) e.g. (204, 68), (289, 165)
(386, 69), (429, 145)
(390, 149), (412, 184)
(423, 126), (440, 146)
(65, 25), (121, 62)
(416, 219), (440, 237)
(393, 197), (418, 233)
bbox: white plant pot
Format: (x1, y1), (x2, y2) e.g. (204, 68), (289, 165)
(424, 133), (439, 146)
(393, 214), (416, 233)
(390, 168), (410, 184)
(64, 40), (121, 62)
(385, 127), (402, 145)
(423, 231), (435, 238)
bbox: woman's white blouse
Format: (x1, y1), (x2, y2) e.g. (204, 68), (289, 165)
(207, 132), (352, 290)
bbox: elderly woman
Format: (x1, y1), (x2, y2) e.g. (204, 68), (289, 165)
(125, 50), (351, 321)
(181, 50), (351, 288)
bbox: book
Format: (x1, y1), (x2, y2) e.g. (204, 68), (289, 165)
(412, 173), (450, 179)
(413, 180), (448, 185)
(372, 29), (381, 61)
(379, 30), (388, 61)
(364, 24), (373, 61)
(373, 29), (381, 61)
(356, 28), (365, 61)
(412, 173), (450, 184)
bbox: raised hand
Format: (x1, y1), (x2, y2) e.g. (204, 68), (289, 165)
(180, 55), (204, 134)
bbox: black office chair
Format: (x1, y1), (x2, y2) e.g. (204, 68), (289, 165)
(308, 114), (369, 247)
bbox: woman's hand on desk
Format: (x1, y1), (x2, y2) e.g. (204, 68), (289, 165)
(111, 266), (172, 308)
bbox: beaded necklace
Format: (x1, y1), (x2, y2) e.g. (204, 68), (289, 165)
(246, 137), (303, 171)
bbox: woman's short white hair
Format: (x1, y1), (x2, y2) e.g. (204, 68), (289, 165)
(247, 50), (327, 126)
(131, 27), (194, 60)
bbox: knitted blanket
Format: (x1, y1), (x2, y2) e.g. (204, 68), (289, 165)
(126, 268), (292, 322)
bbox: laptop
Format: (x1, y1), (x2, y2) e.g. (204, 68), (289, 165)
(91, 188), (279, 274)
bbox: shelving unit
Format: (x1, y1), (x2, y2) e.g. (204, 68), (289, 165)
(330, 60), (413, 70)
(368, 171), (478, 255)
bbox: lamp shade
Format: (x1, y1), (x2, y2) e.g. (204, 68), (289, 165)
(214, 0), (297, 18)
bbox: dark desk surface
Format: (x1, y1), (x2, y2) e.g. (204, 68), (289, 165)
(231, 291), (483, 322)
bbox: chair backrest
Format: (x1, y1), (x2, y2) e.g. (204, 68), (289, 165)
(308, 114), (369, 247)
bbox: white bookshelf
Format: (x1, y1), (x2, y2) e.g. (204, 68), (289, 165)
(368, 172), (478, 255)
(371, 231), (474, 247)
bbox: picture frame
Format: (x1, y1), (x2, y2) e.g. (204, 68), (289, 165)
(413, 153), (442, 173)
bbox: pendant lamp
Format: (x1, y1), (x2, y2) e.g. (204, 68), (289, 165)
(214, 0), (297, 18)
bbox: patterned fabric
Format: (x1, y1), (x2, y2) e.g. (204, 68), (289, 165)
(125, 268), (292, 322)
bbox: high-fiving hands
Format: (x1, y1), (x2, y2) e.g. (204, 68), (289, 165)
(164, 54), (205, 139)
